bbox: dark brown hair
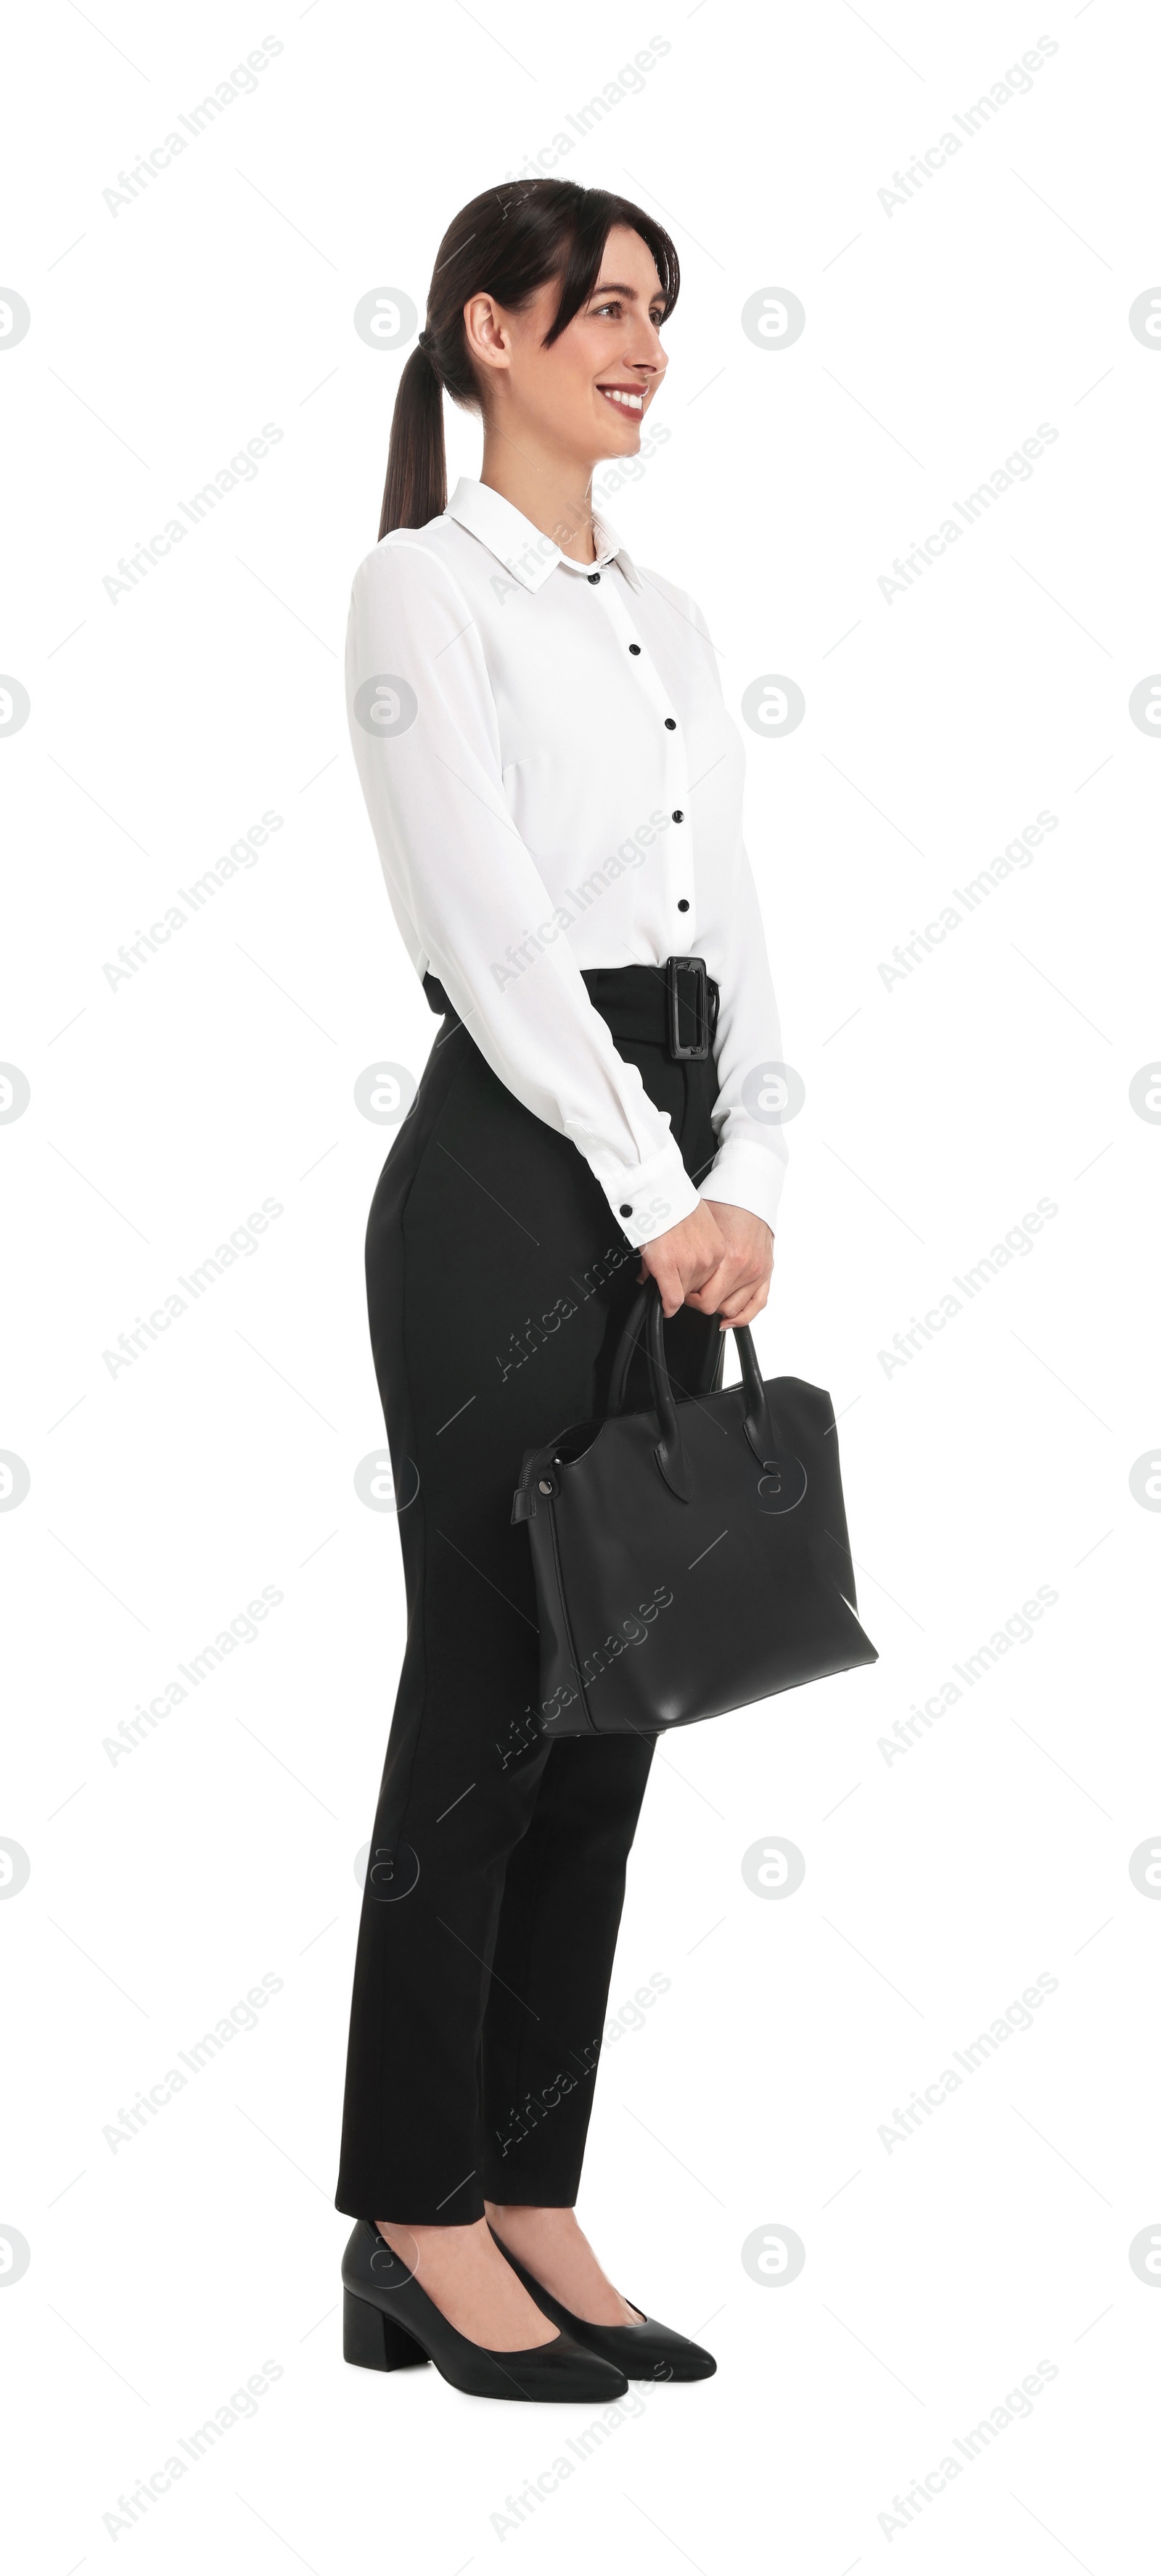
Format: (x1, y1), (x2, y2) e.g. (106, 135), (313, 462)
(378, 180), (679, 541)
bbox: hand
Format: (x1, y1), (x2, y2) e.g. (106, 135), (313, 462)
(636, 1202), (728, 1319)
(682, 1201), (773, 1330)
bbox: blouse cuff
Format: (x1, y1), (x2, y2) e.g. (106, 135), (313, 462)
(594, 1136), (702, 1249)
(698, 1137), (787, 1235)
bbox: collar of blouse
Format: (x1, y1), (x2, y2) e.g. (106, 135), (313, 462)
(444, 474), (643, 597)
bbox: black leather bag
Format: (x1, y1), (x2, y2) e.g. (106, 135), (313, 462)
(512, 1281), (877, 1737)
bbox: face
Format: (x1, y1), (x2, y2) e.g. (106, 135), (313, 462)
(464, 223), (668, 471)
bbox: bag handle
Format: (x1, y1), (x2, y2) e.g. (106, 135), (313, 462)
(643, 1277), (693, 1502)
(608, 1281), (783, 1491)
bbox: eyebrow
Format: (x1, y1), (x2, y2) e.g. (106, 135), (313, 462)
(588, 280), (665, 305)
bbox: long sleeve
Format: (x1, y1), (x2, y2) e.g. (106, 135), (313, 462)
(687, 598), (789, 1235)
(699, 837), (789, 1231)
(345, 539), (701, 1248)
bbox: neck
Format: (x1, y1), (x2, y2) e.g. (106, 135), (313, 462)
(479, 427), (598, 565)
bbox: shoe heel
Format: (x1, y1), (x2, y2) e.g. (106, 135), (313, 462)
(343, 2288), (428, 2372)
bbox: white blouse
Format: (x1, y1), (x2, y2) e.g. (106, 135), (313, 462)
(344, 475), (787, 1248)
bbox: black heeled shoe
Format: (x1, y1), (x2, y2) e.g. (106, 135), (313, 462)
(488, 2226), (717, 2382)
(341, 2220), (631, 2403)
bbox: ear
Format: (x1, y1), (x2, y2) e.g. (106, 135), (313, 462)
(463, 292), (512, 374)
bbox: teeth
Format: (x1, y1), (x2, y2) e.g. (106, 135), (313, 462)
(600, 388), (643, 410)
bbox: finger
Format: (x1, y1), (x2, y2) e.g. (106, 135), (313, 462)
(716, 1275), (769, 1322)
(685, 1254), (743, 1313)
(718, 1299), (754, 1328)
(719, 1285), (768, 1327)
(697, 1267), (757, 1318)
(717, 1272), (763, 1309)
(684, 1283), (728, 1317)
(652, 1264), (683, 1317)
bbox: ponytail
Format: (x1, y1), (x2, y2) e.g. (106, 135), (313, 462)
(376, 180), (679, 541)
(377, 341), (446, 541)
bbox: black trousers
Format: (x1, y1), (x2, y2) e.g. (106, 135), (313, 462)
(334, 968), (723, 2222)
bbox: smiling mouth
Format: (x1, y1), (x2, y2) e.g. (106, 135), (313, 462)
(597, 385), (645, 413)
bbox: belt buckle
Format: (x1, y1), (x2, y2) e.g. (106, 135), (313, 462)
(665, 954), (710, 1061)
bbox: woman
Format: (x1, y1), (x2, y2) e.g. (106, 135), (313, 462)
(336, 179), (788, 2403)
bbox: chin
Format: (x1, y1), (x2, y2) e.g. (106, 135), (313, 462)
(595, 422), (643, 461)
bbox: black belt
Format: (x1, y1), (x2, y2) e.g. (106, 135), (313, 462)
(422, 956), (719, 1063)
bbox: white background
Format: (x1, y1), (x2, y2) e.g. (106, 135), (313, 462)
(4, 2), (1160, 2568)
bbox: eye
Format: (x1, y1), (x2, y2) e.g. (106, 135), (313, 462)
(589, 299), (666, 327)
